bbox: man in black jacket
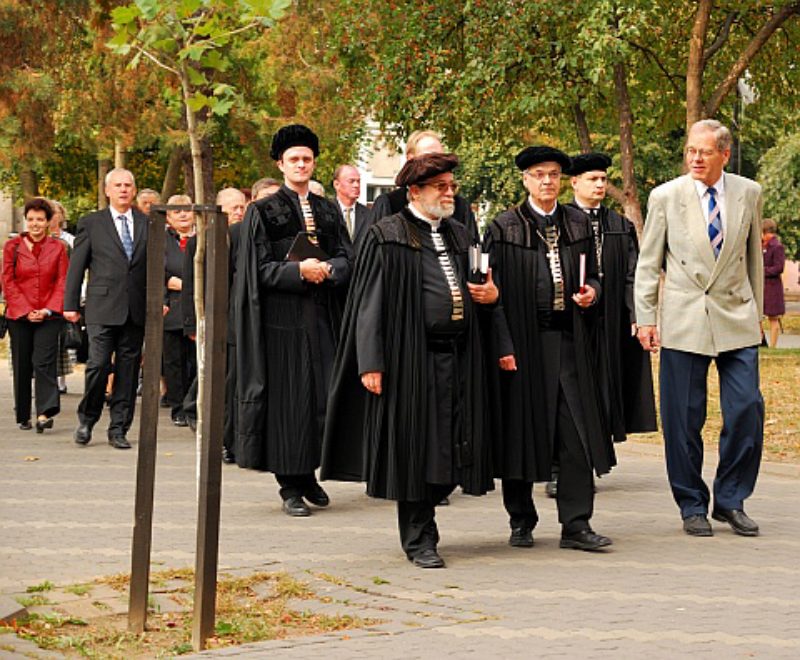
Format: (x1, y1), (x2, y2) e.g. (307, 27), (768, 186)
(64, 168), (148, 449)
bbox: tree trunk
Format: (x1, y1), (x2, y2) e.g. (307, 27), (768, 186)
(686, 0), (713, 132)
(20, 168), (39, 202)
(161, 145), (184, 201)
(114, 139), (127, 168)
(613, 61), (643, 233)
(98, 157), (111, 210)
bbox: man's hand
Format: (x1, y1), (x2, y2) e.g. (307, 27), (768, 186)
(162, 305), (170, 317)
(361, 371), (383, 395)
(64, 311), (80, 323)
(467, 267), (499, 305)
(572, 285), (596, 308)
(637, 324), (660, 353)
(498, 354), (517, 371)
(299, 258), (330, 284)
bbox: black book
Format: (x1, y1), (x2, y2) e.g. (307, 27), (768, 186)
(285, 232), (329, 262)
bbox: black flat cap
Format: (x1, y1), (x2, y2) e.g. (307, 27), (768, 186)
(270, 124), (320, 161)
(566, 152), (612, 176)
(515, 146), (571, 172)
(395, 153), (459, 187)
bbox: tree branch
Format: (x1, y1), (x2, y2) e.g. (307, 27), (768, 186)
(704, 1), (800, 118)
(626, 40), (684, 96)
(702, 11), (738, 65)
(133, 44), (180, 77)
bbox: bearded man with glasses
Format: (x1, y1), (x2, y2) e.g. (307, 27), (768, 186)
(323, 153), (499, 569)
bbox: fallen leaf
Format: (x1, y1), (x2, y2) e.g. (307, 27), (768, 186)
(23, 456), (40, 462)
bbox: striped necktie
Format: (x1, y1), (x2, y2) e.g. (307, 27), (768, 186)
(707, 187), (723, 258)
(118, 215), (134, 260)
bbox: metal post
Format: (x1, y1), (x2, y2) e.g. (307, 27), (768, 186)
(128, 208), (167, 633)
(192, 207), (229, 650)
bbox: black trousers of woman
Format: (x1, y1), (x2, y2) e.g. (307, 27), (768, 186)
(162, 329), (196, 419)
(8, 317), (63, 424)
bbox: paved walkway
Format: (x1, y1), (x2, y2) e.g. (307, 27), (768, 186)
(1, 366), (799, 658)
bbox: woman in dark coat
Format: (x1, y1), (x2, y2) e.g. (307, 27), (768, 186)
(162, 195), (196, 426)
(762, 218), (785, 348)
(2, 198), (68, 431)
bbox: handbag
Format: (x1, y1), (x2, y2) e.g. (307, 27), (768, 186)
(62, 321), (84, 349)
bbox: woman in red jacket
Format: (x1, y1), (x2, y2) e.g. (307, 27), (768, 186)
(2, 198), (69, 431)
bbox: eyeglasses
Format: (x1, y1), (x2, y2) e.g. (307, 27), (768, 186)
(685, 147), (719, 160)
(420, 181), (460, 194)
(524, 170), (561, 182)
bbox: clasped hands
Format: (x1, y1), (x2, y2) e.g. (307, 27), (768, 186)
(300, 258), (332, 284)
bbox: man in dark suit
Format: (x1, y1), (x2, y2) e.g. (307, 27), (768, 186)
(64, 168), (148, 449)
(332, 164), (370, 250)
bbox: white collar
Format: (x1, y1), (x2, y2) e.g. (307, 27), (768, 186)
(408, 202), (441, 230)
(110, 205), (133, 221)
(528, 197), (558, 218)
(693, 173), (725, 198)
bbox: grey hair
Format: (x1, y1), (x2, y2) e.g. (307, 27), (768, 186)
(690, 119), (733, 152)
(136, 188), (160, 203)
(104, 167), (136, 188)
(216, 187), (245, 205)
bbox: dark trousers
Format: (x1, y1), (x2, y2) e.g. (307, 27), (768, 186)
(503, 389), (594, 536)
(78, 320), (144, 436)
(224, 343), (237, 453)
(397, 484), (456, 558)
(660, 346), (763, 517)
(162, 329), (195, 417)
(8, 318), (63, 423)
(276, 473), (320, 500)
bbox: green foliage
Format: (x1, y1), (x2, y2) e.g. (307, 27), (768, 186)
(759, 132), (800, 260)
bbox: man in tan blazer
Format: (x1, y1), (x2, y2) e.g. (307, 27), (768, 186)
(635, 119), (764, 538)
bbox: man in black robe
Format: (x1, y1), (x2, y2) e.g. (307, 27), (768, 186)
(235, 124), (353, 517)
(369, 130), (479, 242)
(485, 146), (615, 552)
(322, 153), (498, 568)
(567, 153), (656, 441)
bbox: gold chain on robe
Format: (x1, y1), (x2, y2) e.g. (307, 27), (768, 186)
(431, 227), (464, 321)
(299, 196), (319, 245)
(537, 224), (565, 311)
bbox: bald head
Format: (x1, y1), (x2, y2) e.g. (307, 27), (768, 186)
(216, 187), (246, 225)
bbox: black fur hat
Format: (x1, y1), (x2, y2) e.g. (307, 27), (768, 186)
(270, 124), (320, 161)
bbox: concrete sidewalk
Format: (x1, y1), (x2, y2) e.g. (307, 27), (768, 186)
(1, 366), (799, 658)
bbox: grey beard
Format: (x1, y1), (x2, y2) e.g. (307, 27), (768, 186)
(419, 200), (454, 219)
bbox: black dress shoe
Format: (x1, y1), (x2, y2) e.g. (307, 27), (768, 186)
(187, 417), (197, 431)
(35, 418), (54, 434)
(438, 496), (450, 506)
(683, 514), (713, 537)
(408, 548), (445, 568)
(712, 508), (759, 536)
(222, 447), (236, 464)
(108, 435), (131, 450)
(545, 479), (558, 499)
(560, 529), (613, 551)
(282, 496), (311, 517)
(74, 424), (92, 445)
(18, 421), (32, 431)
(509, 527), (534, 547)
(304, 483), (330, 507)
(171, 414), (189, 427)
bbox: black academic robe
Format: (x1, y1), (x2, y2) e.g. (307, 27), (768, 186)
(369, 187), (479, 243)
(321, 209), (494, 501)
(235, 185), (353, 474)
(568, 202), (657, 441)
(484, 202), (615, 482)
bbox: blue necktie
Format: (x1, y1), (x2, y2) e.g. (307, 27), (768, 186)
(118, 215), (134, 260)
(707, 187), (723, 258)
